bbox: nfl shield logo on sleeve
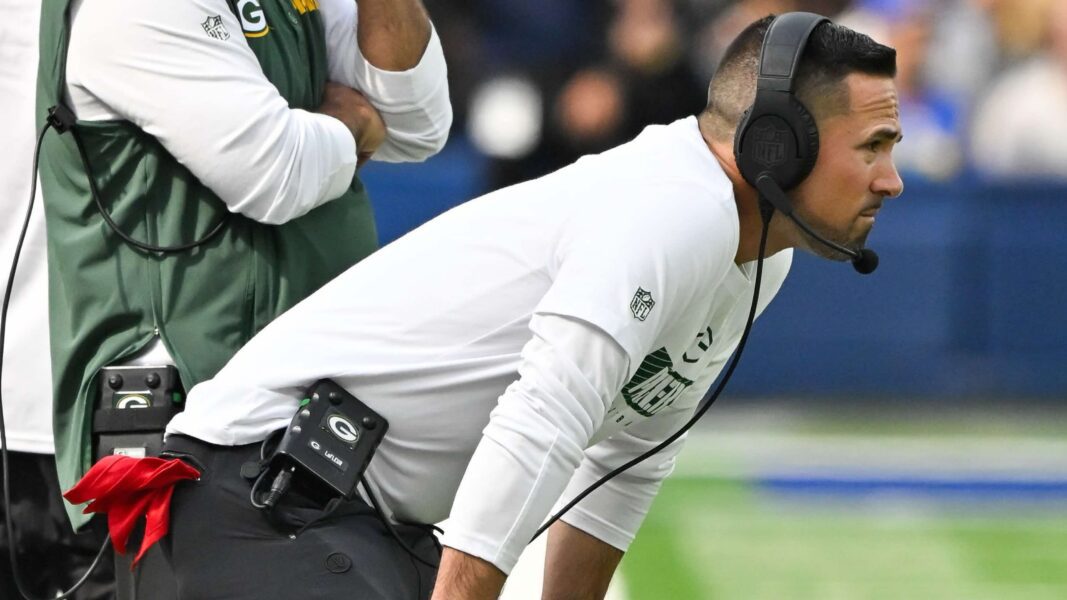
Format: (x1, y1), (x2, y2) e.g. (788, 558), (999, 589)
(630, 288), (655, 321)
(201, 15), (230, 40)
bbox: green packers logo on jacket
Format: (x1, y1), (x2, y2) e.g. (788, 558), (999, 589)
(235, 0), (270, 37)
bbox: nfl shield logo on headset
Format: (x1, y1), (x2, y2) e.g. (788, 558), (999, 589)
(752, 122), (788, 167)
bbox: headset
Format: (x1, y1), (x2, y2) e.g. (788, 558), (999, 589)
(533, 12), (879, 541)
(735, 12), (880, 275)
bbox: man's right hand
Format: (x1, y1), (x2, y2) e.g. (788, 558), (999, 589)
(317, 82), (386, 167)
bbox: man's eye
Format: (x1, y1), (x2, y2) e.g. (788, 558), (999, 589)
(866, 140), (880, 152)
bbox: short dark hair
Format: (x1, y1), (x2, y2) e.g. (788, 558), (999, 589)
(701, 15), (897, 141)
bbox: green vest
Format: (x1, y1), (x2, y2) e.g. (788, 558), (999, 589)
(36, 0), (378, 526)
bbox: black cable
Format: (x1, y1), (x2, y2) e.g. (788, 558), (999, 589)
(248, 467), (273, 510)
(261, 467), (294, 509)
(248, 430), (286, 509)
(69, 128), (229, 255)
(1, 120), (113, 600)
(359, 475), (440, 569)
(531, 214), (773, 542)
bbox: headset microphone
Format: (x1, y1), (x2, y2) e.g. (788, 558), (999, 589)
(851, 248), (879, 275)
(755, 174), (879, 274)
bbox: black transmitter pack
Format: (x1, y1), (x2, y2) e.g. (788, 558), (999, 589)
(269, 380), (388, 500)
(93, 365), (183, 462)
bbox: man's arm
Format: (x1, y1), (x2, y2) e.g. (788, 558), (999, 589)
(356, 0), (432, 71)
(318, 0), (452, 162)
(317, 83), (386, 168)
(66, 0), (371, 225)
(543, 521), (623, 600)
(432, 528), (622, 600)
(431, 548), (507, 600)
(435, 190), (731, 585)
(437, 315), (631, 586)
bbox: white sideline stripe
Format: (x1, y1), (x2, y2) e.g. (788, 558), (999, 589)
(675, 429), (1067, 478)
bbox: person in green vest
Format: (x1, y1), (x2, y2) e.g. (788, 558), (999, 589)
(29, 0), (450, 592)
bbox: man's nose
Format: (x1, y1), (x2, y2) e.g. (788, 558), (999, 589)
(873, 160), (904, 198)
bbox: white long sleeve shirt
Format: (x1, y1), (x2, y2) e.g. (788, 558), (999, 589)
(168, 117), (792, 574)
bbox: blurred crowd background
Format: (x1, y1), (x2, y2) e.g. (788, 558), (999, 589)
(423, 0), (1067, 190)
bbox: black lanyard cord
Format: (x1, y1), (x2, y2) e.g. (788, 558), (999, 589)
(531, 215), (773, 542)
(70, 126), (230, 255)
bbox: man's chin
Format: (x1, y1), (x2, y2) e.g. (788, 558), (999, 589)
(798, 230), (868, 262)
(785, 213), (870, 261)
(802, 242), (850, 262)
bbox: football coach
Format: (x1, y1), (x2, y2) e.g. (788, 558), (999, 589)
(68, 12), (903, 600)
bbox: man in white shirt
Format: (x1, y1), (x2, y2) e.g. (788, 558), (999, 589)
(76, 13), (903, 599)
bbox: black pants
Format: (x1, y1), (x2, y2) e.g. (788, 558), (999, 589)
(159, 435), (439, 600)
(0, 450), (115, 600)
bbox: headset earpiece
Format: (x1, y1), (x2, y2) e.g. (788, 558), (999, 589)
(735, 92), (819, 191)
(733, 13), (828, 193)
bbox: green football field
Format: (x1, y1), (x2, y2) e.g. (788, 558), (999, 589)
(621, 477), (1067, 599)
(615, 410), (1067, 600)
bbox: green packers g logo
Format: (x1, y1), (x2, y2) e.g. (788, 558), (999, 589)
(236, 0), (270, 37)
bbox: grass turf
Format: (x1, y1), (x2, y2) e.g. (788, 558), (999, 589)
(620, 477), (1067, 599)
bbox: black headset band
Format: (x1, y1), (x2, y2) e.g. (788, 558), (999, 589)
(757, 12), (829, 93)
